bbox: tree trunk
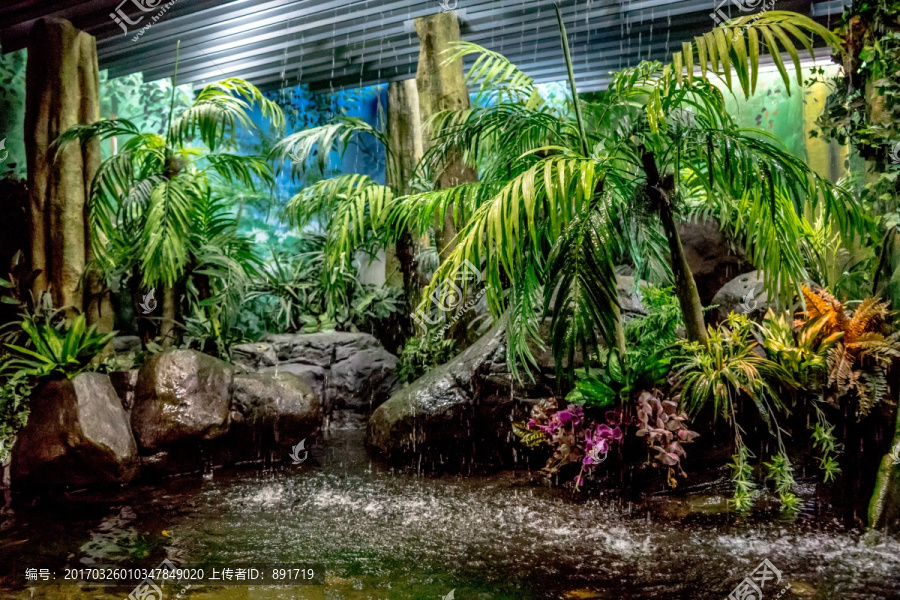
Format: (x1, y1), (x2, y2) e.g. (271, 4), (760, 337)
(868, 387), (900, 531)
(414, 11), (478, 260)
(386, 79), (427, 306)
(160, 285), (177, 348)
(24, 18), (111, 330)
(639, 146), (707, 346)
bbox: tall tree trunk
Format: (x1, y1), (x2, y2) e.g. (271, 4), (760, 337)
(386, 79), (427, 307)
(640, 146), (707, 346)
(868, 382), (900, 531)
(24, 18), (111, 330)
(414, 11), (477, 260)
(160, 285), (177, 348)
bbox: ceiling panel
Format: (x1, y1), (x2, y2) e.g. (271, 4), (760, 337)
(1, 0), (848, 93)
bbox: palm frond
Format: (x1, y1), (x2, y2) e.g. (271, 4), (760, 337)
(672, 12), (842, 97)
(170, 78), (284, 151)
(444, 40), (543, 107)
(270, 116), (392, 178)
(544, 203), (621, 378)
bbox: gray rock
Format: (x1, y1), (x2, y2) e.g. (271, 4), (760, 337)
(109, 369), (139, 411)
(139, 449), (204, 479)
(11, 373), (139, 488)
(131, 350), (234, 452)
(259, 363), (326, 405)
(112, 335), (142, 354)
(616, 274), (649, 319)
(231, 372), (321, 443)
(233, 332), (398, 411)
(232, 342), (277, 369)
(679, 217), (752, 304)
(711, 270), (768, 323)
(367, 319), (546, 467)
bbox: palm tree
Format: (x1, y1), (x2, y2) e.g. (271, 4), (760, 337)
(55, 51), (283, 344)
(396, 10), (863, 378)
(268, 115), (399, 321)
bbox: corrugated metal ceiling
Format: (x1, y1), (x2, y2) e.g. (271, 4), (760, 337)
(1, 0), (847, 93)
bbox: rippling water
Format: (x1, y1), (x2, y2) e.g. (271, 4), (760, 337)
(1, 420), (899, 599)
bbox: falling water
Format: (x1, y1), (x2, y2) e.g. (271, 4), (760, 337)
(2, 420), (899, 599)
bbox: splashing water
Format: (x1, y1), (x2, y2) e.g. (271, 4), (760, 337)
(1, 423), (899, 599)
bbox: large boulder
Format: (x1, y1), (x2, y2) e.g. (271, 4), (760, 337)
(11, 373), (139, 488)
(679, 217), (752, 305)
(232, 332), (398, 412)
(231, 372), (321, 443)
(710, 270), (768, 323)
(213, 372), (322, 466)
(258, 363), (326, 406)
(131, 350), (234, 452)
(367, 320), (548, 468)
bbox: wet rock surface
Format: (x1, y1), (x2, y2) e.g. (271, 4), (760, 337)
(11, 373), (139, 488)
(230, 371), (321, 446)
(233, 332), (399, 412)
(679, 217), (752, 305)
(710, 270), (768, 322)
(130, 350), (234, 452)
(367, 320), (549, 468)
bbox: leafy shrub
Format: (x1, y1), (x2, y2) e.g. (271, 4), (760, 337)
(762, 309), (841, 387)
(0, 370), (31, 465)
(797, 286), (900, 415)
(5, 313), (115, 379)
(673, 313), (796, 510)
(396, 335), (458, 385)
(674, 313), (794, 426)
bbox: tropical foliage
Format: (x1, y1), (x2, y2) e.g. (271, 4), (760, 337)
(269, 117), (397, 320)
(401, 9), (861, 381)
(797, 286), (900, 414)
